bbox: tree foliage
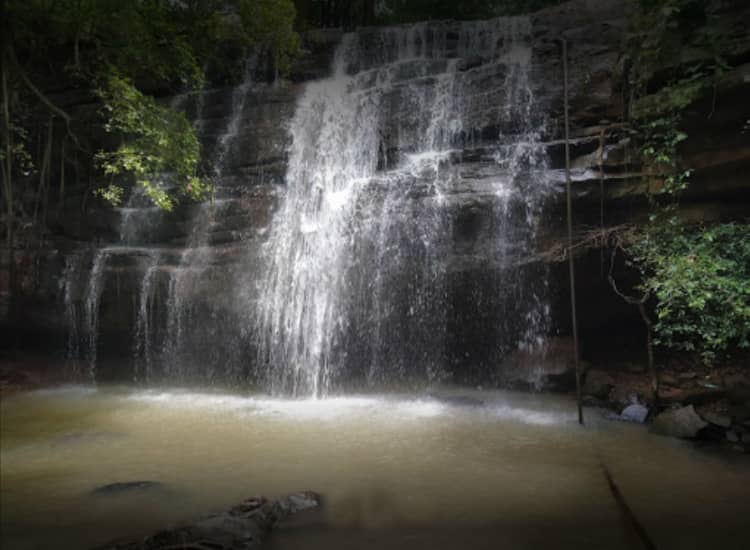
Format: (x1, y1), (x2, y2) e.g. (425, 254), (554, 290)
(615, 0), (750, 364)
(2, 0), (299, 214)
(629, 223), (750, 363)
(94, 74), (208, 211)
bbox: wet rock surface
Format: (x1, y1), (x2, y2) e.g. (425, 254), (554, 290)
(2, 0), (749, 391)
(651, 405), (708, 439)
(98, 491), (321, 550)
(582, 369), (615, 400)
(582, 362), (750, 452)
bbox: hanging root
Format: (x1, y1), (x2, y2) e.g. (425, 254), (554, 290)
(535, 224), (637, 264)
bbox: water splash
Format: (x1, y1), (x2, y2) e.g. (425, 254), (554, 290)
(256, 17), (550, 397)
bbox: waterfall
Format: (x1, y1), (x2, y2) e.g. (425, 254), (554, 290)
(83, 249), (109, 379)
(133, 252), (160, 383)
(62, 20), (553, 392)
(62, 252), (85, 362)
(68, 70), (256, 381)
(161, 62), (255, 378)
(256, 17), (551, 397)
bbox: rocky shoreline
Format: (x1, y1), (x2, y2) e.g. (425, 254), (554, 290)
(582, 361), (750, 453)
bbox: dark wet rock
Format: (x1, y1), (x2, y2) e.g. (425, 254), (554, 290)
(727, 430), (740, 443)
(91, 481), (164, 496)
(728, 404), (750, 422)
(99, 491), (321, 550)
(626, 364), (647, 374)
(582, 395), (611, 409)
(496, 337), (576, 390)
(582, 370), (615, 400)
(650, 405), (709, 439)
(620, 403), (649, 424)
(702, 412), (732, 429)
(659, 374), (680, 388)
(6, 0), (750, 390)
(724, 374), (750, 402)
(661, 386), (726, 407)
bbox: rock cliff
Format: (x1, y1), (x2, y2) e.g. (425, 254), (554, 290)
(1, 0), (748, 387)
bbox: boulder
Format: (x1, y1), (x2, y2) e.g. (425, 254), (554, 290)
(650, 405), (708, 439)
(728, 403), (750, 422)
(661, 386), (725, 406)
(659, 373), (680, 388)
(582, 370), (615, 400)
(496, 337), (576, 390)
(723, 373), (750, 402)
(620, 403), (649, 423)
(100, 491), (321, 550)
(701, 412), (732, 429)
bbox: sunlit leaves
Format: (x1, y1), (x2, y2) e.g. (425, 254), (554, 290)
(6, 0), (300, 211)
(95, 74), (208, 211)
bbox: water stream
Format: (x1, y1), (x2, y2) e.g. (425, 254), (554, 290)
(256, 17), (552, 397)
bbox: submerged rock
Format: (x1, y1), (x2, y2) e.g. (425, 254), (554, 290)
(91, 481), (164, 496)
(650, 405), (708, 439)
(98, 491), (321, 550)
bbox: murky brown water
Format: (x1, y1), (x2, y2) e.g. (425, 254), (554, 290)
(1, 386), (748, 550)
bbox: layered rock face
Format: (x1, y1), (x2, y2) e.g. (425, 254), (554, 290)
(2, 0), (749, 390)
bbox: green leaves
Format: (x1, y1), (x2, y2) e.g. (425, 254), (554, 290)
(237, 0), (299, 73)
(632, 223), (750, 363)
(95, 74), (209, 211)
(6, 0), (301, 211)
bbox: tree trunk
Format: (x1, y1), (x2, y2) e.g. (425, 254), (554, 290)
(1, 32), (17, 337)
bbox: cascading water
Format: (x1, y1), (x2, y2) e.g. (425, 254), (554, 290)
(62, 20), (554, 392)
(83, 249), (109, 379)
(161, 61), (255, 379)
(133, 251), (160, 382)
(65, 65), (257, 383)
(256, 17), (552, 397)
